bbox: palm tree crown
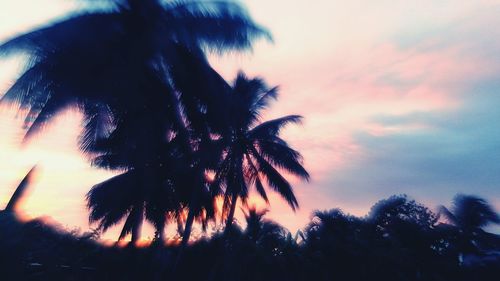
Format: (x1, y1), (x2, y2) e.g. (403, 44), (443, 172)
(212, 72), (310, 228)
(0, 0), (269, 144)
(440, 194), (500, 231)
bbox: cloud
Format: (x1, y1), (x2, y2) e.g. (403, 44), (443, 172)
(326, 86), (500, 209)
(233, 1), (500, 229)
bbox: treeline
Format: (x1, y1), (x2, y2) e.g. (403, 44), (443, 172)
(1, 194), (498, 281)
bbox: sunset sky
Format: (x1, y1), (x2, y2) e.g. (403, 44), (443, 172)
(1, 0), (500, 240)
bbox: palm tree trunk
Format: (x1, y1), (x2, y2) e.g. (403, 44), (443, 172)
(131, 204), (144, 244)
(158, 228), (165, 243)
(156, 214), (166, 244)
(225, 193), (238, 231)
(173, 183), (201, 275)
(166, 86), (198, 247)
(180, 192), (199, 247)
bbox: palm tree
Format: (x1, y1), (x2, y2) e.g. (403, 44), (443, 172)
(305, 209), (367, 248)
(0, 0), (270, 243)
(439, 194), (500, 231)
(439, 194), (500, 259)
(0, 0), (269, 142)
(86, 168), (181, 244)
(211, 72), (310, 231)
(86, 105), (219, 243)
(205, 207), (287, 281)
(83, 68), (183, 243)
(243, 207), (286, 244)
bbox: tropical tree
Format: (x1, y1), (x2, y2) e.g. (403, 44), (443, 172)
(86, 167), (181, 243)
(85, 105), (217, 243)
(0, 0), (269, 143)
(204, 207), (289, 281)
(439, 194), (500, 259)
(368, 194), (438, 234)
(305, 209), (365, 242)
(367, 195), (442, 278)
(211, 72), (310, 231)
(439, 194), (500, 232)
(0, 0), (270, 242)
(302, 209), (374, 281)
(243, 207), (286, 244)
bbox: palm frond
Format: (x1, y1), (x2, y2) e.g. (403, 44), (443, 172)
(79, 103), (115, 152)
(0, 13), (121, 58)
(438, 205), (458, 226)
(165, 0), (272, 52)
(245, 153), (269, 202)
(256, 139), (310, 181)
(0, 63), (47, 107)
(250, 148), (298, 210)
(450, 194), (500, 229)
(22, 94), (74, 142)
(166, 44), (231, 135)
(91, 153), (131, 170)
(231, 72), (275, 127)
(253, 86), (278, 112)
(249, 115), (303, 139)
(118, 207), (138, 240)
(86, 170), (139, 231)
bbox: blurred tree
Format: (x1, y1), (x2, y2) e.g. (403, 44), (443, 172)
(0, 0), (270, 243)
(439, 194), (500, 263)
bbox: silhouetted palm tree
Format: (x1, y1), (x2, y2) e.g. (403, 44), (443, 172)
(439, 194), (500, 231)
(0, 0), (270, 243)
(86, 112), (221, 243)
(211, 73), (309, 231)
(0, 0), (269, 144)
(305, 208), (367, 250)
(439, 194), (500, 260)
(243, 207), (286, 244)
(86, 169), (178, 243)
(302, 209), (373, 281)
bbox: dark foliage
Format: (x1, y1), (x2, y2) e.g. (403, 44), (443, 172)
(1, 194), (499, 281)
(1, 2), (498, 281)
(0, 0), (270, 243)
(211, 73), (309, 230)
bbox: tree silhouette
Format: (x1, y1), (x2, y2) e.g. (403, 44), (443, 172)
(211, 72), (310, 231)
(243, 207), (287, 244)
(2, 191), (500, 281)
(439, 194), (500, 261)
(368, 194), (438, 234)
(440, 194), (500, 231)
(0, 0), (270, 243)
(367, 195), (442, 279)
